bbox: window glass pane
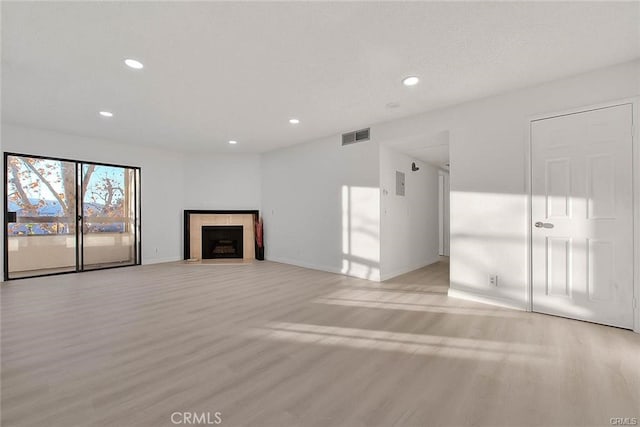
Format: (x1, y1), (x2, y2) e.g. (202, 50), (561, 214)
(82, 165), (137, 270)
(6, 155), (77, 278)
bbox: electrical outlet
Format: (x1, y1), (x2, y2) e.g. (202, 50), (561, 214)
(489, 275), (498, 287)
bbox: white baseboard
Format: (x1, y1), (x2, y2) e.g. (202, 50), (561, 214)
(266, 256), (381, 282)
(447, 288), (527, 311)
(380, 257), (441, 281)
(267, 256), (342, 275)
(143, 256), (181, 265)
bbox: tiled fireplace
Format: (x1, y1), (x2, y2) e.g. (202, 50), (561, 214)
(184, 210), (259, 260)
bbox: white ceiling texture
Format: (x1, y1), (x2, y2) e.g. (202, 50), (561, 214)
(2, 1), (639, 153)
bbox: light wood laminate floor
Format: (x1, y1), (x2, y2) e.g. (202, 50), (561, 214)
(2, 261), (639, 427)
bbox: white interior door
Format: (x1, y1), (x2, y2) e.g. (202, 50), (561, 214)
(531, 103), (634, 329)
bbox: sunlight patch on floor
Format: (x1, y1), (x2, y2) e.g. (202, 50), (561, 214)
(246, 322), (547, 362)
(314, 289), (524, 318)
(314, 296), (525, 317)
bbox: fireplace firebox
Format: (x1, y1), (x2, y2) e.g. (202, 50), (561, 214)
(201, 226), (243, 259)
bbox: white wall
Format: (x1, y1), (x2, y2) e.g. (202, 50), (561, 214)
(182, 153), (261, 210)
(380, 146), (439, 280)
(3, 60), (637, 294)
(376, 59), (640, 308)
(261, 135), (381, 281)
(2, 123), (185, 265)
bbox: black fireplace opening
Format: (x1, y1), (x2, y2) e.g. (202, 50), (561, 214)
(201, 226), (243, 259)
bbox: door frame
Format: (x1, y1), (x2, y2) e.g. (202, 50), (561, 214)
(438, 170), (449, 256)
(3, 151), (142, 281)
(525, 97), (640, 332)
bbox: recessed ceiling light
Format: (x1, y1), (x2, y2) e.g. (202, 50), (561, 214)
(402, 76), (420, 86)
(228, 140), (237, 145)
(289, 118), (300, 124)
(99, 111), (113, 117)
(124, 59), (144, 69)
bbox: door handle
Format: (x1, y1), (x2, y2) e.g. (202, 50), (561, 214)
(534, 222), (554, 229)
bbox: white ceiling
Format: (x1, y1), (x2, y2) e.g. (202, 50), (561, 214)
(2, 2), (639, 154)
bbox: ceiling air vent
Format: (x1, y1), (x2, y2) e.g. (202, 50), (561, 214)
(342, 128), (370, 146)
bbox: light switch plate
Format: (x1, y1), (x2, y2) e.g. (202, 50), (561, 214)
(489, 275), (498, 286)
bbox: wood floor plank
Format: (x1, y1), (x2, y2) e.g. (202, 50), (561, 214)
(2, 260), (639, 426)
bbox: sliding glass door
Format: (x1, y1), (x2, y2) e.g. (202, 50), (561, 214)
(5, 153), (141, 280)
(5, 155), (78, 278)
(81, 164), (139, 270)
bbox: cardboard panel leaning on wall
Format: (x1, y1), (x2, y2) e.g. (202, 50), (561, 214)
(1, 123), (185, 265)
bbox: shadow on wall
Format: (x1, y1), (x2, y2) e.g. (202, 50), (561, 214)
(341, 185), (380, 281)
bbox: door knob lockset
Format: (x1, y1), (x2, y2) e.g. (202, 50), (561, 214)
(535, 222), (554, 229)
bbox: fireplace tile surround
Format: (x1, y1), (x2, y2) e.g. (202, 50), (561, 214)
(184, 210), (259, 261)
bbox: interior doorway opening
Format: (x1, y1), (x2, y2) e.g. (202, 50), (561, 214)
(380, 130), (451, 283)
